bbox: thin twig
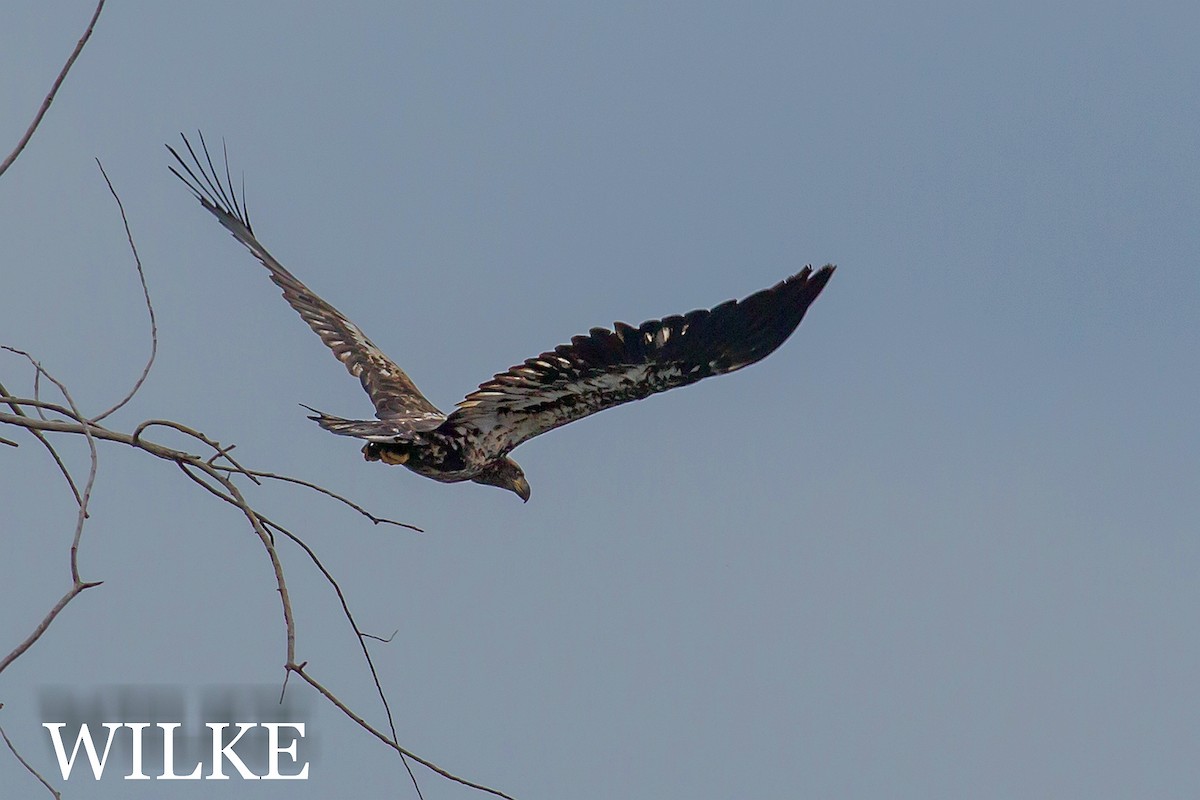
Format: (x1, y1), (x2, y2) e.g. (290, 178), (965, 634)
(2, 348), (100, 582)
(90, 159), (157, 423)
(0, 394), (80, 420)
(0, 380), (81, 505)
(205, 442), (237, 467)
(133, 418), (260, 484)
(289, 665), (517, 800)
(0, 378), (107, 675)
(0, 0), (106, 178)
(32, 369), (47, 421)
(176, 462), (295, 662)
(262, 516), (422, 798)
(0, 724), (62, 799)
(214, 466), (423, 531)
(0, 408), (410, 540)
(0, 581), (101, 677)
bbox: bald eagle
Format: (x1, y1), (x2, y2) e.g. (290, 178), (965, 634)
(169, 134), (834, 501)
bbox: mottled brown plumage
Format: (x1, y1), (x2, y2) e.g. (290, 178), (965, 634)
(169, 133), (834, 501)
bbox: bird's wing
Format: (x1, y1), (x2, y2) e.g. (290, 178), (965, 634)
(168, 133), (445, 430)
(442, 265), (835, 456)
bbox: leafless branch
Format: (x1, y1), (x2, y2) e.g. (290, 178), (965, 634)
(0, 379), (82, 505)
(0, 9), (515, 793)
(0, 581), (100, 677)
(215, 466), (423, 531)
(135, 418), (261, 485)
(0, 394), (517, 797)
(0, 0), (105, 178)
(2, 350), (99, 582)
(90, 159), (157, 424)
(0, 723), (61, 800)
(262, 515), (421, 795)
(289, 665), (517, 800)
(0, 348), (103, 674)
(0, 396), (519, 796)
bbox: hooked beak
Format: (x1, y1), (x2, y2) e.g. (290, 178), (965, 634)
(512, 475), (531, 503)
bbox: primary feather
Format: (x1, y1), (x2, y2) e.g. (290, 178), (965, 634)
(169, 133), (834, 501)
(445, 267), (834, 460)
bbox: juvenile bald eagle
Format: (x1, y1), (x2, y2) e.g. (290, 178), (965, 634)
(169, 134), (834, 501)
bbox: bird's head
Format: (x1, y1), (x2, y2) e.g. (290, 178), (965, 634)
(472, 457), (531, 502)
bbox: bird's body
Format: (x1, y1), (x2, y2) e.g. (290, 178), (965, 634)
(169, 134), (834, 501)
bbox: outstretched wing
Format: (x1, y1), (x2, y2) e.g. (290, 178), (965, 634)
(167, 133), (445, 434)
(443, 265), (835, 456)
(299, 406), (443, 442)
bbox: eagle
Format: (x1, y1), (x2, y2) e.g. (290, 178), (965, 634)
(168, 134), (834, 502)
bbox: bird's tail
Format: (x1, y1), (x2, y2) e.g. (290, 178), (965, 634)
(299, 404), (439, 442)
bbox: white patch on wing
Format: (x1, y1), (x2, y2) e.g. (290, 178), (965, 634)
(451, 355), (709, 460)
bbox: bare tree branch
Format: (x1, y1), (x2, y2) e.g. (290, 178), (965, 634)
(216, 466), (423, 531)
(262, 514), (422, 796)
(0, 400), (515, 796)
(0, 399), (520, 798)
(4, 350), (100, 583)
(0, 10), (516, 794)
(0, 379), (82, 505)
(0, 722), (61, 800)
(289, 665), (517, 800)
(0, 581), (100, 678)
(90, 159), (158, 423)
(135, 418), (261, 485)
(0, 348), (103, 673)
(0, 0), (105, 178)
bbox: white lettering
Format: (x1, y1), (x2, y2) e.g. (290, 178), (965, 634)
(42, 722), (122, 780)
(125, 722), (151, 780)
(41, 719), (310, 780)
(206, 722), (258, 780)
(158, 723), (202, 780)
(263, 723), (309, 779)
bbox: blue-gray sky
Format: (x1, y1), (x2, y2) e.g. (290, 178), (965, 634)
(2, 2), (1198, 798)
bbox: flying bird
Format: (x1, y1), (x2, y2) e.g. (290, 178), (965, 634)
(168, 134), (834, 502)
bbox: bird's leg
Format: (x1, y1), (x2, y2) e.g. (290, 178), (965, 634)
(362, 442), (409, 465)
